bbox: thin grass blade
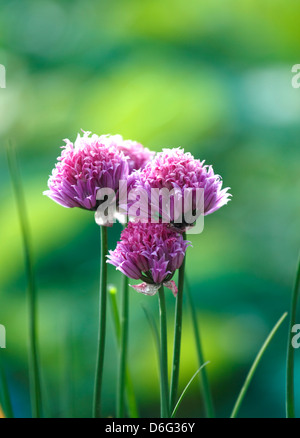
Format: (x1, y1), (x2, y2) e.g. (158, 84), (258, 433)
(158, 286), (169, 418)
(141, 304), (160, 366)
(169, 232), (186, 413)
(142, 304), (163, 415)
(6, 142), (42, 418)
(109, 286), (139, 418)
(117, 273), (129, 418)
(231, 312), (288, 418)
(286, 254), (300, 418)
(0, 353), (14, 418)
(171, 361), (210, 418)
(185, 275), (215, 418)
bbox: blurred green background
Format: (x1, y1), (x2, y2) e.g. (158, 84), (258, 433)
(0, 0), (299, 418)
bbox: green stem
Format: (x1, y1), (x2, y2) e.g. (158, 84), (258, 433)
(185, 277), (215, 417)
(7, 143), (42, 418)
(169, 232), (186, 413)
(231, 312), (287, 418)
(158, 286), (169, 418)
(117, 273), (129, 418)
(0, 352), (14, 418)
(286, 254), (300, 418)
(93, 226), (108, 418)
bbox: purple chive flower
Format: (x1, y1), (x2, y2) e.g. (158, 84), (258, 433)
(127, 148), (231, 230)
(107, 221), (191, 296)
(99, 134), (155, 173)
(43, 131), (129, 211)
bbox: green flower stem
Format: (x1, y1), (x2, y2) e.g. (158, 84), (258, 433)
(231, 312), (287, 418)
(185, 277), (215, 418)
(0, 352), (14, 418)
(7, 143), (42, 418)
(158, 285), (170, 418)
(117, 272), (129, 418)
(169, 232), (186, 413)
(93, 225), (108, 418)
(286, 254), (300, 418)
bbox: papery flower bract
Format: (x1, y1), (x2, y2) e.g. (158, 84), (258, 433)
(126, 148), (231, 230)
(107, 222), (191, 296)
(99, 134), (154, 173)
(43, 131), (129, 212)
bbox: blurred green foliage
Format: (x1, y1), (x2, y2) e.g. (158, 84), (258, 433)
(0, 0), (299, 418)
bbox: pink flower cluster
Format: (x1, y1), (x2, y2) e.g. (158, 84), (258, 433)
(45, 130), (231, 296)
(44, 131), (153, 211)
(127, 148), (231, 228)
(99, 134), (154, 173)
(107, 222), (191, 296)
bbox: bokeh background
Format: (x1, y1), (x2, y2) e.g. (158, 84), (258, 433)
(0, 0), (299, 418)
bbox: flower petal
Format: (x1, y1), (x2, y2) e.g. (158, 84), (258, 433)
(163, 280), (178, 297)
(129, 282), (160, 296)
